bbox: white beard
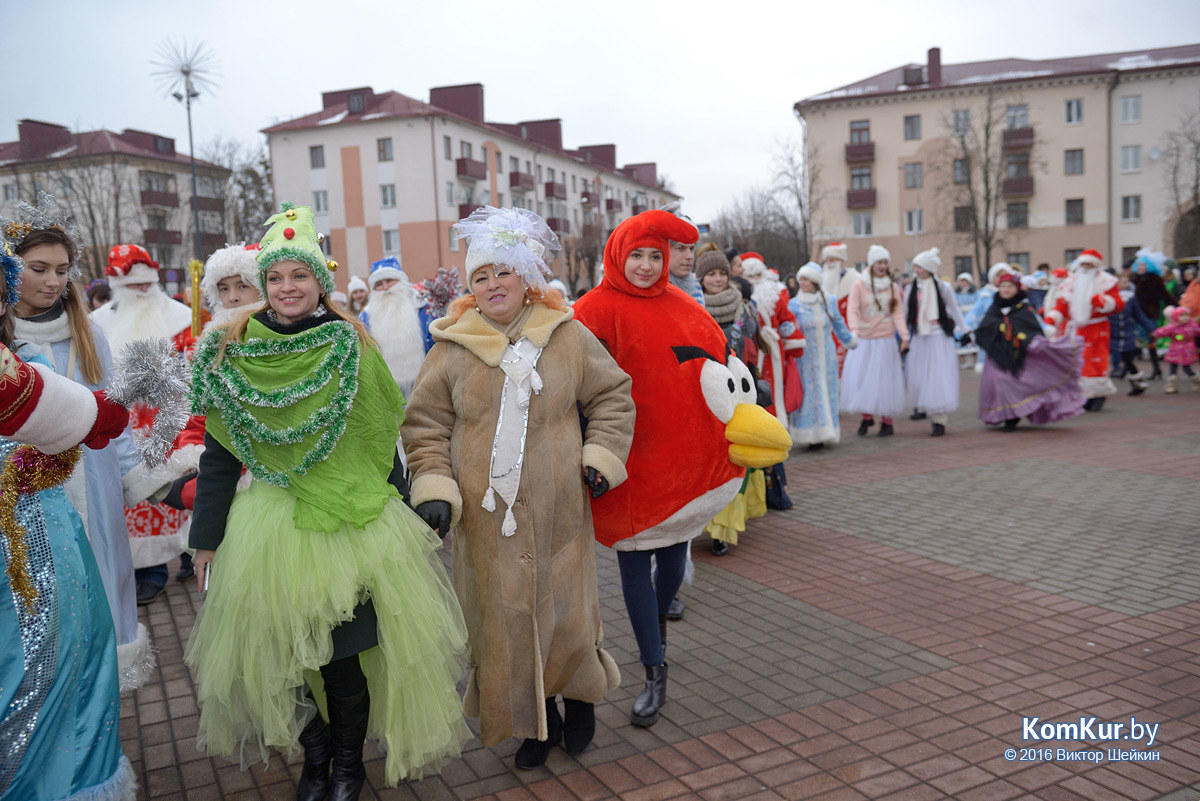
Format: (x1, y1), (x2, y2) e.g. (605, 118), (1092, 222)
(364, 285), (426, 399)
(750, 276), (787, 322)
(97, 285), (192, 353)
(821, 265), (841, 296)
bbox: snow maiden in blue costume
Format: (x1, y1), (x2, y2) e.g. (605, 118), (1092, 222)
(788, 263), (857, 447)
(4, 195), (158, 691)
(0, 244), (137, 801)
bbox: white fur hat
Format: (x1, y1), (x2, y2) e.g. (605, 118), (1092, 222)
(200, 243), (260, 311)
(987, 262), (1010, 283)
(912, 247), (940, 275)
(348, 275), (368, 295)
(956, 272), (974, 284)
(821, 242), (848, 263)
(797, 262), (823, 287)
(867, 244), (890, 266)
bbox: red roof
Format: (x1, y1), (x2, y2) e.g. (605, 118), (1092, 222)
(797, 43), (1200, 107)
(262, 88), (668, 192)
(0, 121), (225, 171)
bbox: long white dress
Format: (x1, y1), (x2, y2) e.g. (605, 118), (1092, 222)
(903, 279), (966, 415)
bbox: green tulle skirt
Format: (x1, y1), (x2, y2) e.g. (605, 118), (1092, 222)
(184, 482), (470, 784)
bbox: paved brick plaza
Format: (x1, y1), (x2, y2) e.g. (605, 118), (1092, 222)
(124, 373), (1200, 800)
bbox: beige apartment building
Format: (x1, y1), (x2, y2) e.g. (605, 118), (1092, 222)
(794, 44), (1200, 278)
(0, 119), (231, 287)
(263, 84), (680, 290)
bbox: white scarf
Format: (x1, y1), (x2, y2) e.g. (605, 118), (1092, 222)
(860, 272), (892, 317)
(1070, 267), (1098, 326)
(481, 337), (544, 537)
(917, 277), (940, 335)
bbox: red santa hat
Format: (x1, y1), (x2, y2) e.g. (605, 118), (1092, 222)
(601, 209), (699, 297)
(106, 244), (160, 287)
(740, 251), (764, 263)
(821, 242), (848, 263)
(1076, 249), (1104, 268)
(199, 243), (260, 311)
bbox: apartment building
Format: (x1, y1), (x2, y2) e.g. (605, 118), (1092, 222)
(794, 44), (1200, 277)
(0, 119), (231, 285)
(263, 83), (680, 289)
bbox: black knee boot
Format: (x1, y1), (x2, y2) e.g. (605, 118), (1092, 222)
(326, 686), (370, 801)
(562, 698), (595, 756)
(630, 664), (667, 727)
(297, 714), (332, 801)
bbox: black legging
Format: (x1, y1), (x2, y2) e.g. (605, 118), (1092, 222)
(320, 653), (367, 699)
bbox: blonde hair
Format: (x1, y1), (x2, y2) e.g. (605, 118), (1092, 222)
(211, 296), (374, 367)
(64, 284), (104, 384)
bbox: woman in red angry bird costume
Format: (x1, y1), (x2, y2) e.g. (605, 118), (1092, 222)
(573, 211), (791, 728)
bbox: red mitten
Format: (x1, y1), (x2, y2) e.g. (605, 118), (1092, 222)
(83, 390), (129, 450)
(1090, 294), (1105, 310)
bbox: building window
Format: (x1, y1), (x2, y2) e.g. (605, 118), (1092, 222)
(383, 230), (399, 253)
(1006, 104), (1029, 129)
(449, 227), (459, 252)
(537, 165), (543, 182)
(461, 141), (473, 160)
(954, 256), (972, 275)
(525, 160), (532, 174)
(1006, 152), (1029, 178)
(508, 156), (520, 174)
(952, 109), (970, 136)
(497, 193), (504, 207)
(445, 181), (454, 207)
(1065, 248), (1082, 263)
(1065, 198), (1084, 225)
(1007, 253), (1030, 272)
(377, 138), (393, 162)
(313, 190), (328, 212)
(1121, 95), (1141, 124)
(537, 201), (544, 216)
(380, 184), (396, 208)
(310, 145), (325, 169)
(903, 208), (923, 235)
(1121, 246), (1141, 266)
(1121, 145), (1141, 173)
(443, 136), (451, 160)
(348, 93), (365, 113)
(547, 167), (556, 182)
(1064, 149), (1084, 175)
(573, 208), (579, 225)
(571, 175), (577, 192)
(1, 184), (14, 201)
(849, 120), (870, 144)
(850, 166), (872, 190)
(320, 234), (332, 257)
(903, 115), (921, 140)
(1065, 99), (1083, 125)
(496, 150), (503, 173)
(147, 211), (167, 231)
(852, 212), (872, 237)
(1121, 195), (1142, 222)
(954, 206), (973, 232)
(154, 137), (173, 154)
(953, 158), (969, 184)
(904, 163), (923, 189)
(1006, 203), (1028, 229)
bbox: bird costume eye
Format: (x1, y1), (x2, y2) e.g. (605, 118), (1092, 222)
(673, 346), (756, 424)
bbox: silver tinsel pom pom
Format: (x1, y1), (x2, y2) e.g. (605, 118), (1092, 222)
(108, 338), (190, 467)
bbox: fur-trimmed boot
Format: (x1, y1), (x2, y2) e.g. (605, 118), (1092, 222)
(1165, 374), (1180, 394)
(1190, 374), (1200, 392)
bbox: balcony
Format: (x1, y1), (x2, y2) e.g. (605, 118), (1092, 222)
(606, 198), (623, 213)
(546, 218), (570, 235)
(1003, 126), (1035, 150)
(198, 233), (226, 251)
(582, 223), (604, 240)
(846, 188), (877, 209)
(631, 204), (647, 216)
(456, 157), (486, 181)
(545, 181), (566, 199)
(458, 203), (480, 221)
(844, 142), (875, 163)
(509, 171), (535, 192)
(141, 189), (179, 207)
(581, 190), (599, 206)
(144, 228), (182, 246)
(191, 196), (224, 212)
(1002, 176), (1034, 197)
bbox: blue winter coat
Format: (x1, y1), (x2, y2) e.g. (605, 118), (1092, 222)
(1109, 291), (1156, 353)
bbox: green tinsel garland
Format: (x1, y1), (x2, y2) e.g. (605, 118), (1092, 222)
(256, 244), (334, 295)
(190, 322), (361, 486)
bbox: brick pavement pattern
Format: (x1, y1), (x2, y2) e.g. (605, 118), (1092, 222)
(123, 373), (1200, 800)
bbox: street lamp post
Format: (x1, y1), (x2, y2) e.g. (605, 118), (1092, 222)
(174, 80), (203, 264)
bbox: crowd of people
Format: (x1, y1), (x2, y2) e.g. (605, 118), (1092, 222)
(2, 193), (1197, 801)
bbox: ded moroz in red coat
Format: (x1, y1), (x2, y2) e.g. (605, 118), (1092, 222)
(573, 212), (792, 552)
(1043, 249), (1124, 399)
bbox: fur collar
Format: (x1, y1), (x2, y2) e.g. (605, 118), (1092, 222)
(431, 302), (573, 367)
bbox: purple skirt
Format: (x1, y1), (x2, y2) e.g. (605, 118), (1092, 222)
(979, 335), (1084, 425)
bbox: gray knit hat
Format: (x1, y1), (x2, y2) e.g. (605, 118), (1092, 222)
(695, 248), (731, 283)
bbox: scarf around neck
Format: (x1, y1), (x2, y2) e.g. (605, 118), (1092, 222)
(703, 286), (742, 324)
(480, 302), (535, 343)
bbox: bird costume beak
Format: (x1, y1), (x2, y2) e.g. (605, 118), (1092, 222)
(726, 403), (793, 468)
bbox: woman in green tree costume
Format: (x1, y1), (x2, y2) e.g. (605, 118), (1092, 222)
(185, 203), (469, 801)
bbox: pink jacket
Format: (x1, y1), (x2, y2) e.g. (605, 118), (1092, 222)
(846, 278), (910, 342)
(1152, 320), (1200, 366)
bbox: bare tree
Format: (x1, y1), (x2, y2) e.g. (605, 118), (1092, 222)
(200, 136), (273, 244)
(771, 137), (830, 269)
(564, 210), (605, 295)
(1162, 105), (1200, 257)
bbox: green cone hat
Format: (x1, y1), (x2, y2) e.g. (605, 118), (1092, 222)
(256, 202), (337, 295)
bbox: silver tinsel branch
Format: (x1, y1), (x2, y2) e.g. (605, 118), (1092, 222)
(420, 267), (464, 320)
(7, 192), (83, 282)
(108, 338), (191, 467)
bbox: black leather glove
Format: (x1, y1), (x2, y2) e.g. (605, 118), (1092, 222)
(415, 500), (451, 539)
(959, 331), (973, 347)
(162, 472), (198, 510)
(586, 466), (610, 499)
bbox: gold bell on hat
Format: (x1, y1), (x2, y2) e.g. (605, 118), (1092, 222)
(285, 209), (298, 220)
(327, 259), (339, 271)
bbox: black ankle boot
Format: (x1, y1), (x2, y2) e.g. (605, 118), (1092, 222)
(515, 697), (562, 769)
(1003, 418), (1019, 432)
(326, 686), (370, 801)
(297, 715), (332, 801)
(857, 417), (874, 436)
(877, 422), (894, 436)
(930, 423), (945, 437)
(630, 664), (667, 727)
(562, 698), (595, 755)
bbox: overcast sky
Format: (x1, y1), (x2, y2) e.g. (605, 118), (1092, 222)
(8, 0), (1199, 224)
